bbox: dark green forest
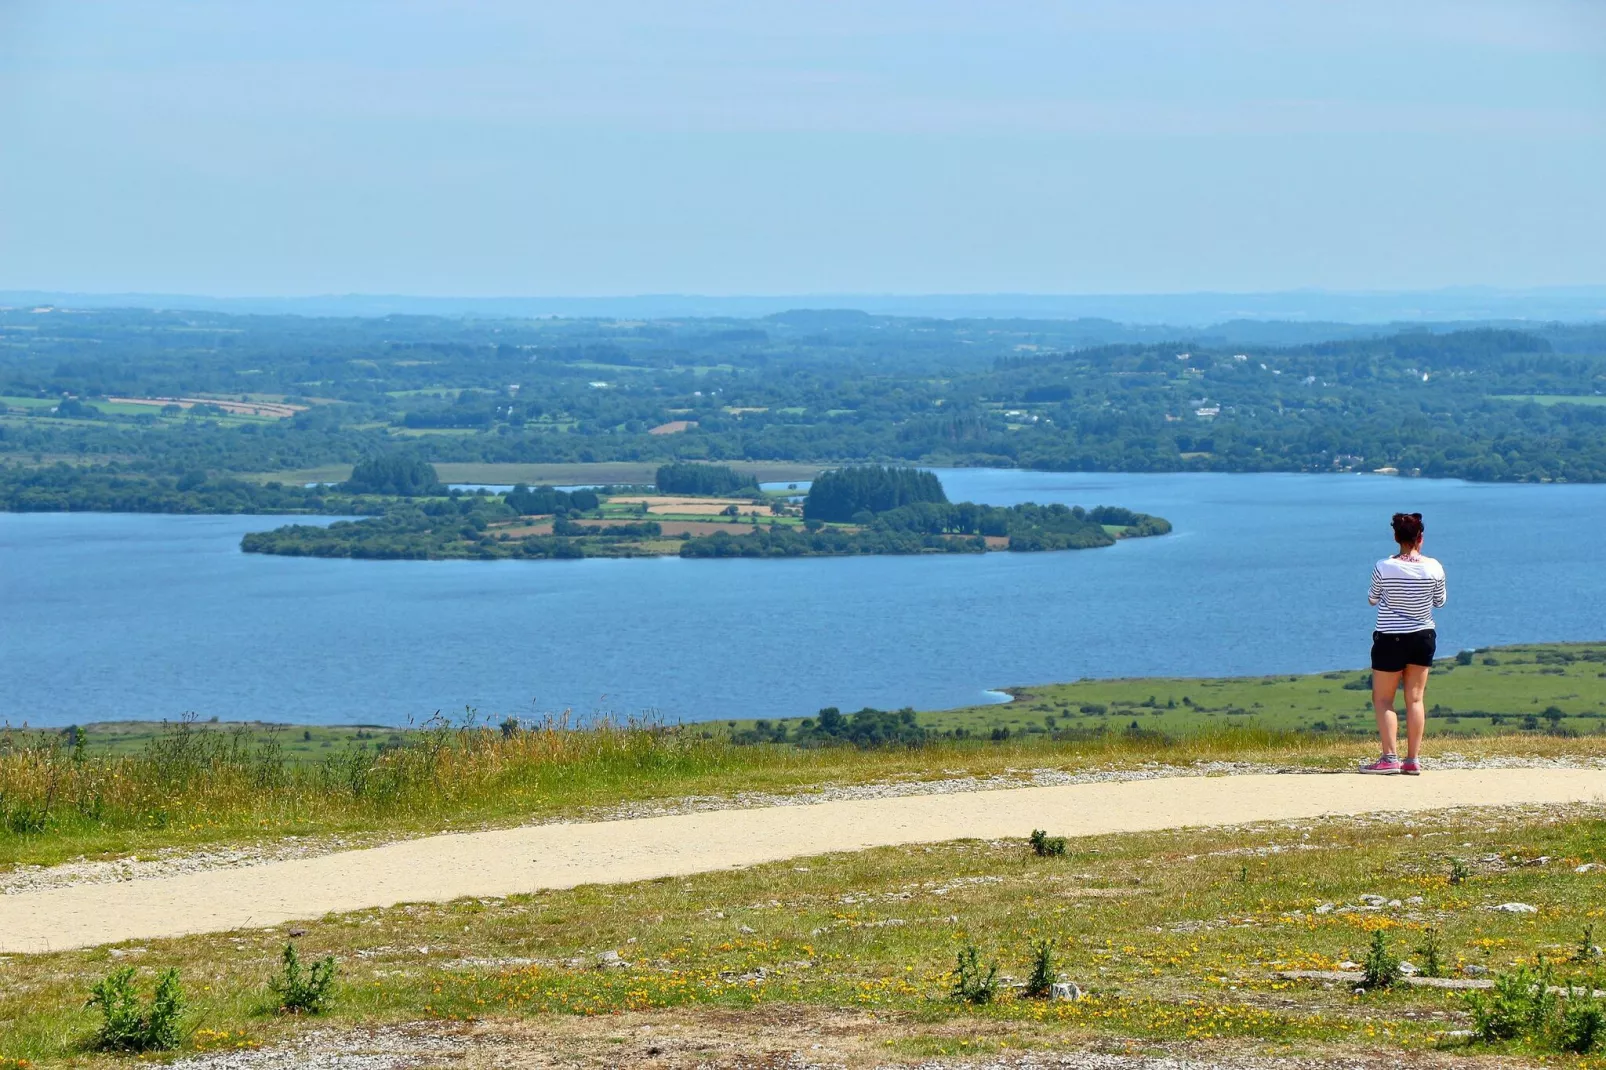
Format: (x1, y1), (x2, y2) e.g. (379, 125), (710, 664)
(342, 455), (444, 496)
(802, 465), (949, 522)
(4, 307), (1606, 504)
(654, 462), (757, 496)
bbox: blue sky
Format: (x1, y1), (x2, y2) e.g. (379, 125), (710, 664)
(1, 1), (1602, 296)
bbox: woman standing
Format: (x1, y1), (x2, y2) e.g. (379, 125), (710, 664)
(1361, 512), (1447, 775)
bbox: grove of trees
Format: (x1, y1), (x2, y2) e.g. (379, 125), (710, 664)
(654, 462), (757, 496)
(342, 456), (443, 496)
(802, 466), (948, 522)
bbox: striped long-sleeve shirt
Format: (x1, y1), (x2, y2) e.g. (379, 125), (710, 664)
(1369, 554), (1447, 633)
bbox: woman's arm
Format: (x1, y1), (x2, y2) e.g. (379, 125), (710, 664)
(1368, 566), (1382, 606)
(1434, 572), (1447, 608)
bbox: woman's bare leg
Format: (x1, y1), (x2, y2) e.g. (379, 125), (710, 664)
(1401, 664), (1430, 760)
(1372, 669), (1403, 755)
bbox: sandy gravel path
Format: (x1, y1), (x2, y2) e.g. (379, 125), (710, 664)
(4, 768), (1602, 955)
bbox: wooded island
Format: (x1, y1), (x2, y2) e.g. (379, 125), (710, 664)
(239, 461), (1171, 560)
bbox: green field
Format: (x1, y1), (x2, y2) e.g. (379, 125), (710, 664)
(711, 642), (1606, 743)
(0, 394), (58, 411)
(1491, 394), (1606, 407)
(244, 461), (827, 487)
(37, 720), (403, 762)
(926, 642), (1606, 739)
(0, 396), (281, 427)
(384, 387), (466, 399)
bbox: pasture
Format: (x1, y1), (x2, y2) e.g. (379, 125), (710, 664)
(921, 642), (1606, 740)
(241, 461), (825, 488)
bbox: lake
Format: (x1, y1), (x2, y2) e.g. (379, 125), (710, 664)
(3, 470), (1604, 729)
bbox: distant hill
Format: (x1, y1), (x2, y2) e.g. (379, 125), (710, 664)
(5, 287), (1604, 326)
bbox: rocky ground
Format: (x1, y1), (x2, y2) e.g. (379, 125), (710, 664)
(165, 1009), (1529, 1070)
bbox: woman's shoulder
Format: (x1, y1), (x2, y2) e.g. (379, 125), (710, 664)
(1375, 554), (1444, 574)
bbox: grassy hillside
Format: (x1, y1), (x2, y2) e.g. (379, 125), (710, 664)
(6, 642), (1600, 869)
(924, 642), (1606, 741)
(5, 805), (1604, 1065)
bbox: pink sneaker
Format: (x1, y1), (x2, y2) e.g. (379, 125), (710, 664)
(1359, 755), (1402, 775)
(1400, 758), (1421, 776)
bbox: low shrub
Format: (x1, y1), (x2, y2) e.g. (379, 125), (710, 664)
(1576, 924), (1600, 964)
(1362, 930), (1401, 989)
(269, 943), (338, 1014)
(1028, 829), (1066, 857)
(1467, 962), (1556, 1042)
(952, 944), (999, 1005)
(1023, 939), (1057, 999)
(1465, 962), (1604, 1053)
(1416, 926), (1446, 979)
(85, 967), (183, 1052)
(1557, 984), (1605, 1054)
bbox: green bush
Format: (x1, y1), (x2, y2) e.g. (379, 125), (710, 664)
(85, 967), (183, 1052)
(269, 942), (338, 1014)
(951, 944), (999, 1005)
(1557, 985), (1605, 1054)
(1465, 960), (1603, 1054)
(1416, 926), (1446, 979)
(1467, 962), (1556, 1042)
(1577, 924), (1599, 964)
(1023, 939), (1057, 999)
(1362, 930), (1401, 989)
(1028, 829), (1067, 857)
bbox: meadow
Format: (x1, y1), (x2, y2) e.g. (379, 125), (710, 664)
(0, 396), (286, 426)
(243, 461), (825, 488)
(4, 642), (1603, 871)
(3, 803), (1602, 1065)
(1491, 395), (1606, 407)
(918, 642), (1606, 741)
(0, 714), (1360, 870)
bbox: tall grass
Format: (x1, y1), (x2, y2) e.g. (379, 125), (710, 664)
(3, 714), (1596, 867)
(0, 712), (737, 862)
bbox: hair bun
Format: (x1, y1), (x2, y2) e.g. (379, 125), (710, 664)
(1391, 512), (1424, 544)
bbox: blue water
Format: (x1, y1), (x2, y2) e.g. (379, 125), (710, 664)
(3, 471), (1604, 729)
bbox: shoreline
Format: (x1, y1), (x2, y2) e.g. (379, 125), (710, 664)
(14, 639), (1604, 738)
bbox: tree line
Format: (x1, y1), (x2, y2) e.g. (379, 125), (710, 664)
(8, 309), (1606, 497)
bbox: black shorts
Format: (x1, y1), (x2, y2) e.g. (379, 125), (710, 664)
(1371, 629), (1436, 672)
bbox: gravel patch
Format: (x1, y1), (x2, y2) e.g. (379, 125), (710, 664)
(7, 754), (1600, 896)
(0, 834), (393, 896)
(163, 1019), (1489, 1070)
(169, 1025), (481, 1070)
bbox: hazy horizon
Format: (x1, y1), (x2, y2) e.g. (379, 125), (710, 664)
(7, 284), (1606, 325)
(3, 2), (1603, 297)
